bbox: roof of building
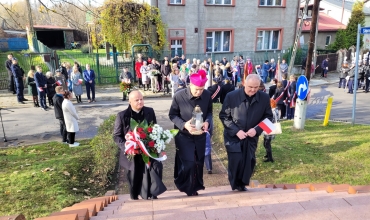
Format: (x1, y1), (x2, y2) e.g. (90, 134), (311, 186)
(302, 12), (346, 32)
(33, 25), (74, 31)
(322, 0), (370, 14)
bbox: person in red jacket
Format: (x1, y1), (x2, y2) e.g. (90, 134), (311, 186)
(135, 58), (143, 88)
(243, 58), (254, 85)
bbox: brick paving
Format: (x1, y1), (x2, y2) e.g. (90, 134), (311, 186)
(84, 185), (370, 220)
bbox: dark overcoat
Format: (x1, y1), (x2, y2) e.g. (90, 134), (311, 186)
(219, 89), (273, 153)
(113, 105), (157, 170)
(219, 88), (273, 188)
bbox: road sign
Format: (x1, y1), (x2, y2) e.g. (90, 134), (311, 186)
(296, 75), (309, 100)
(361, 27), (370, 34)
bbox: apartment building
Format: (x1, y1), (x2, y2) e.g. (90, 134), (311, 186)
(155, 0), (300, 56)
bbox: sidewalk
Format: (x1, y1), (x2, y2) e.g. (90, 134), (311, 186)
(0, 85), (168, 109)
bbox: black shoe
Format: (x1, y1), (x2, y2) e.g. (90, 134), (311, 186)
(236, 186), (248, 191)
(152, 196), (158, 200)
(187, 192), (199, 196)
(18, 101), (25, 104)
(264, 158), (274, 163)
(207, 170), (212, 174)
(22, 98), (28, 101)
(42, 108), (47, 111)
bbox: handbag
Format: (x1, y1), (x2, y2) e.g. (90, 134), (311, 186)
(269, 122), (282, 135)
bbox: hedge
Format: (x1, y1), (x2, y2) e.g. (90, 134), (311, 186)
(90, 114), (118, 187)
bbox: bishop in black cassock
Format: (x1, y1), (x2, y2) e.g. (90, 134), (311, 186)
(169, 70), (212, 196)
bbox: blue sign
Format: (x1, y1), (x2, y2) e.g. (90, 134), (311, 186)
(296, 75), (309, 100)
(361, 27), (370, 34)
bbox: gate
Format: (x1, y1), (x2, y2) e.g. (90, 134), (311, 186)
(315, 53), (338, 74)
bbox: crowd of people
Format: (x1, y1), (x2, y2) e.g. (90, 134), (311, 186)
(5, 53), (98, 147)
(5, 54), (96, 108)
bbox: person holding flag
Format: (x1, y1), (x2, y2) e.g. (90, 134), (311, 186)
(54, 69), (68, 91)
(219, 74), (273, 191)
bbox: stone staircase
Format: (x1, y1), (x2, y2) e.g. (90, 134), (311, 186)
(4, 182), (370, 220)
(87, 183), (370, 220)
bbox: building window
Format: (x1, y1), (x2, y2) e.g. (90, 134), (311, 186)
(206, 0), (232, 5)
(259, 0), (282, 6)
(170, 0), (183, 4)
(206, 31), (231, 52)
(325, 35), (331, 46)
(257, 30), (280, 50)
(171, 39), (183, 57)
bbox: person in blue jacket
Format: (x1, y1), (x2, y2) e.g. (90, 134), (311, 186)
(83, 64), (96, 103)
(261, 60), (270, 83)
(34, 65), (48, 111)
(11, 58), (27, 104)
(321, 58), (329, 78)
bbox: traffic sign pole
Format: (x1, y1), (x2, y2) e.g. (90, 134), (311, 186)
(294, 76), (309, 129)
(352, 24), (361, 126)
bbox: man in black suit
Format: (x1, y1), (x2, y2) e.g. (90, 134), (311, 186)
(219, 74), (273, 191)
(10, 58), (27, 104)
(113, 90), (166, 200)
(5, 54), (16, 94)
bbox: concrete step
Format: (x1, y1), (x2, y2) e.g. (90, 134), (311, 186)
(87, 185), (370, 220)
(25, 183), (370, 220)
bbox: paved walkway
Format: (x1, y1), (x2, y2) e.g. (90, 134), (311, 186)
(89, 185), (370, 220)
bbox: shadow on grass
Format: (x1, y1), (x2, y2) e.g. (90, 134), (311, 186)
(212, 103), (370, 186)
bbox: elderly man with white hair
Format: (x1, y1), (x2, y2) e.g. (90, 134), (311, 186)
(219, 74), (273, 192)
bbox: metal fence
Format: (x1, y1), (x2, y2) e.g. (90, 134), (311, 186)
(0, 52), (54, 90)
(0, 45), (340, 90)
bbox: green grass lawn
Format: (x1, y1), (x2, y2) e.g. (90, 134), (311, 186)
(213, 103), (370, 186)
(0, 140), (108, 219)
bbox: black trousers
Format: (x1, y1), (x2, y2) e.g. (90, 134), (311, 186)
(67, 132), (75, 144)
(14, 77), (24, 102)
(263, 138), (272, 154)
(127, 154), (145, 199)
(8, 73), (15, 92)
(227, 140), (256, 190)
(85, 82), (95, 100)
(59, 119), (68, 142)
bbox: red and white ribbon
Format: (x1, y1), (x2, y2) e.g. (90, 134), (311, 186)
(124, 127), (167, 163)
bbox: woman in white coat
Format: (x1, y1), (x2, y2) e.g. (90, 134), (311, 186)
(62, 91), (80, 147)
